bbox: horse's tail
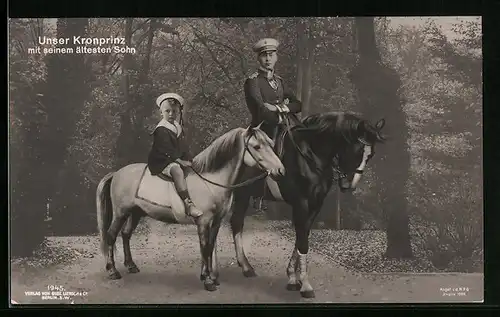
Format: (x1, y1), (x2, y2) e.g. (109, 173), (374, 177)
(96, 172), (114, 256)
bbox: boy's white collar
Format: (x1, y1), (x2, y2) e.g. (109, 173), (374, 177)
(155, 119), (182, 137)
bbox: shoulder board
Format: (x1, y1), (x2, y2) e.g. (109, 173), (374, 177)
(248, 72), (259, 79)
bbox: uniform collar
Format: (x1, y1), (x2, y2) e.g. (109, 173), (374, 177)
(155, 119), (182, 137)
(258, 67), (275, 80)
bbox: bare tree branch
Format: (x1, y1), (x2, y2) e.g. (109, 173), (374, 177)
(188, 24), (237, 89)
(204, 37), (248, 76)
(131, 18), (151, 36)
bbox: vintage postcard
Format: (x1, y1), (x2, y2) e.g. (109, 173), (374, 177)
(9, 17), (483, 304)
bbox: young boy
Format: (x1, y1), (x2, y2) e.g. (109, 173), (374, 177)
(147, 93), (203, 219)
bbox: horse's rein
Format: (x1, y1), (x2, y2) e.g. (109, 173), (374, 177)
(187, 131), (270, 189)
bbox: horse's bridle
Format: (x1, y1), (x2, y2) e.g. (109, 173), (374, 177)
(240, 129), (276, 176)
(188, 129), (272, 189)
(279, 112), (356, 182)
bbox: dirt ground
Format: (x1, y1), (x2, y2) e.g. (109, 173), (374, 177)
(10, 217), (483, 304)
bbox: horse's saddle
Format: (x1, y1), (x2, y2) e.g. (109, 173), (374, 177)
(135, 166), (187, 221)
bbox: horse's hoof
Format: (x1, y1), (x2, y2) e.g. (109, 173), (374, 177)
(204, 282), (218, 292)
(243, 270), (257, 278)
(127, 266), (140, 274)
(108, 271), (122, 280)
(300, 290), (316, 298)
(286, 283), (301, 291)
(201, 275), (219, 285)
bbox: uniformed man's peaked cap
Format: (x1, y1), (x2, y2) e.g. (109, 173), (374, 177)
(253, 38), (279, 54)
(156, 93), (185, 108)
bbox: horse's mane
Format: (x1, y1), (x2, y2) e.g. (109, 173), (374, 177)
(300, 111), (366, 144)
(191, 128), (245, 173)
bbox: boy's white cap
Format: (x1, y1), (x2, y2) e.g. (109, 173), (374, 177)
(156, 93), (185, 108)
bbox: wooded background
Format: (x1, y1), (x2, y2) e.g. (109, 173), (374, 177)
(9, 17), (482, 272)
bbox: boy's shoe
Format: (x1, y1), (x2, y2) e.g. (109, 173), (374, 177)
(184, 198), (203, 218)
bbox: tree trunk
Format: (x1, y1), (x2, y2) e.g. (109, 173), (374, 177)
(350, 19), (358, 55)
(295, 19), (306, 101)
(350, 17), (413, 259)
(115, 18), (135, 168)
(132, 18), (158, 161)
(9, 20), (51, 255)
(10, 93), (49, 256)
(300, 20), (315, 116)
(340, 192), (362, 230)
(42, 18), (90, 235)
(336, 189), (341, 230)
(51, 160), (96, 235)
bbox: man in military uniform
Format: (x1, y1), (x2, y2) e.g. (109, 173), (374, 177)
(244, 38), (302, 144)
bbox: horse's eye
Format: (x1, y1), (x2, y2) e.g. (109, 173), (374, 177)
(254, 145), (261, 150)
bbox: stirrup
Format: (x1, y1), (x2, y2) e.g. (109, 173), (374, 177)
(255, 196), (266, 213)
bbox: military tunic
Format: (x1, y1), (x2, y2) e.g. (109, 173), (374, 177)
(244, 68), (302, 138)
(147, 119), (192, 175)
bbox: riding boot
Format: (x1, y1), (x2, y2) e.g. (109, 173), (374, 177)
(184, 198), (203, 218)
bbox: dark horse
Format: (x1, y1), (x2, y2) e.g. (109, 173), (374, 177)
(230, 111), (386, 298)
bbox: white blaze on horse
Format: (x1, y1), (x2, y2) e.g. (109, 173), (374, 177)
(96, 123), (285, 291)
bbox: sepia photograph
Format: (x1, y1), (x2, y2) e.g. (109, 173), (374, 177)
(9, 16), (482, 304)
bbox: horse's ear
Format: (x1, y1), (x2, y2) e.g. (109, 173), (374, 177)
(375, 118), (386, 130)
(373, 118), (387, 143)
(376, 132), (388, 143)
(253, 121), (264, 131)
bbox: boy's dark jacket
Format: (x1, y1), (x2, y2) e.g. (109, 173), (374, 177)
(147, 119), (191, 175)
